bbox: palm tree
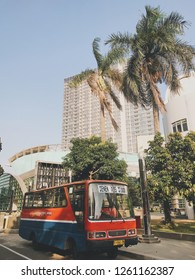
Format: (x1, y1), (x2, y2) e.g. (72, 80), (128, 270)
(69, 37), (125, 141)
(106, 6), (195, 133)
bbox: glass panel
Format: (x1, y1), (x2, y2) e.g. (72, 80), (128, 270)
(182, 121), (188, 131)
(33, 193), (43, 207)
(53, 188), (67, 207)
(24, 193), (34, 208)
(44, 189), (54, 207)
(68, 185), (85, 223)
(74, 192), (84, 222)
(173, 125), (176, 133)
(177, 124), (182, 132)
(88, 183), (131, 220)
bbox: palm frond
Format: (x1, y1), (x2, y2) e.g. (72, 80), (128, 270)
(92, 37), (103, 68)
(109, 114), (119, 131)
(101, 47), (126, 72)
(172, 41), (195, 72)
(121, 73), (139, 105)
(103, 77), (122, 110)
(104, 68), (123, 89)
(136, 6), (163, 35)
(164, 12), (189, 35)
(121, 54), (142, 103)
(109, 90), (122, 110)
(68, 69), (95, 88)
(105, 32), (133, 51)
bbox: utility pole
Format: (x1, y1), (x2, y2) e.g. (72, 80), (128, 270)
(138, 158), (160, 243)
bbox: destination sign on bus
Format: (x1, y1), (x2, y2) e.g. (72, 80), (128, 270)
(98, 184), (127, 194)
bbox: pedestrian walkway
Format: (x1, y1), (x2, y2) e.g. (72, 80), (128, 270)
(119, 236), (195, 260)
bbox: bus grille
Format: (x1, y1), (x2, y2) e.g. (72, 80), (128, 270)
(108, 230), (126, 237)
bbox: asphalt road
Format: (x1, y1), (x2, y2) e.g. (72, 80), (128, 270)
(0, 233), (132, 260)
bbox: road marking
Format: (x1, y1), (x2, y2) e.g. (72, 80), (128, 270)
(0, 244), (32, 260)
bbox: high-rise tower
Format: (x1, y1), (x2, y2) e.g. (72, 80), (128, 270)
(62, 75), (154, 153)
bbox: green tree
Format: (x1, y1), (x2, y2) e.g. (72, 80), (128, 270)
(62, 136), (128, 181)
(69, 38), (125, 141)
(127, 176), (142, 207)
(145, 133), (174, 223)
(145, 132), (195, 223)
(106, 6), (195, 133)
(166, 132), (195, 211)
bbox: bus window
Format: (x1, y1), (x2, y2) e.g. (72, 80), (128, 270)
(33, 193), (43, 208)
(88, 183), (131, 220)
(74, 193), (84, 222)
(42, 187), (67, 208)
(53, 188), (67, 207)
(44, 189), (54, 207)
(24, 193), (34, 208)
(69, 185), (85, 223)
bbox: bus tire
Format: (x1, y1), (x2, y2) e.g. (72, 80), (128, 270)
(69, 240), (81, 260)
(107, 247), (118, 259)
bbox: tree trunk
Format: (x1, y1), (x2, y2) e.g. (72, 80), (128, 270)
(100, 110), (106, 142)
(153, 103), (160, 133)
(163, 199), (172, 224)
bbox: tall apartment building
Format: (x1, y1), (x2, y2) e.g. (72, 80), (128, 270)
(62, 76), (155, 153)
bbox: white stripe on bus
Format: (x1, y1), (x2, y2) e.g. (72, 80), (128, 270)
(87, 219), (133, 223)
(20, 218), (77, 223)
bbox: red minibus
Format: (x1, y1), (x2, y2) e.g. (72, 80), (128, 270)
(19, 180), (138, 258)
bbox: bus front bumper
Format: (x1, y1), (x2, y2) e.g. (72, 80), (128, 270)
(86, 236), (138, 251)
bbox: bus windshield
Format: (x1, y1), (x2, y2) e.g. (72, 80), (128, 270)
(88, 182), (132, 220)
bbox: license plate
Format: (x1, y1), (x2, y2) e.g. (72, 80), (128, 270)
(113, 239), (125, 246)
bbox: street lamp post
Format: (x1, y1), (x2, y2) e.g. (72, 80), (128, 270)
(138, 158), (160, 243)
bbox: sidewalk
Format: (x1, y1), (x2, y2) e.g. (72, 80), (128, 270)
(119, 234), (195, 260)
(119, 214), (195, 260)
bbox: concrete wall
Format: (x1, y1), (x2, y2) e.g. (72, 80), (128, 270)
(0, 212), (20, 231)
(163, 73), (195, 137)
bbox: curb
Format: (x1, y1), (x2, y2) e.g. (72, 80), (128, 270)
(152, 230), (195, 242)
(137, 229), (195, 242)
(152, 231), (195, 242)
(118, 249), (162, 260)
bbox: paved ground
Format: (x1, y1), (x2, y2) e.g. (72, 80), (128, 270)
(119, 235), (195, 260)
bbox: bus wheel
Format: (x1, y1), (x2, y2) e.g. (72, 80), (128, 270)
(70, 241), (81, 259)
(107, 247), (118, 259)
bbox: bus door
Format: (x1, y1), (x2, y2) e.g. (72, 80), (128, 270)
(69, 186), (85, 231)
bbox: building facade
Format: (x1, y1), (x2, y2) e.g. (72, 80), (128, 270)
(62, 76), (155, 153)
(163, 72), (195, 138)
(162, 72), (195, 219)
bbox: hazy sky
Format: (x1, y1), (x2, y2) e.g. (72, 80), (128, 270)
(1, 0), (195, 171)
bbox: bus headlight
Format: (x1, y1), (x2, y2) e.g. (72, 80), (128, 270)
(88, 231), (106, 239)
(128, 229), (136, 236)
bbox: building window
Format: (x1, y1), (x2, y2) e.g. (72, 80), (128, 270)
(172, 119), (188, 133)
